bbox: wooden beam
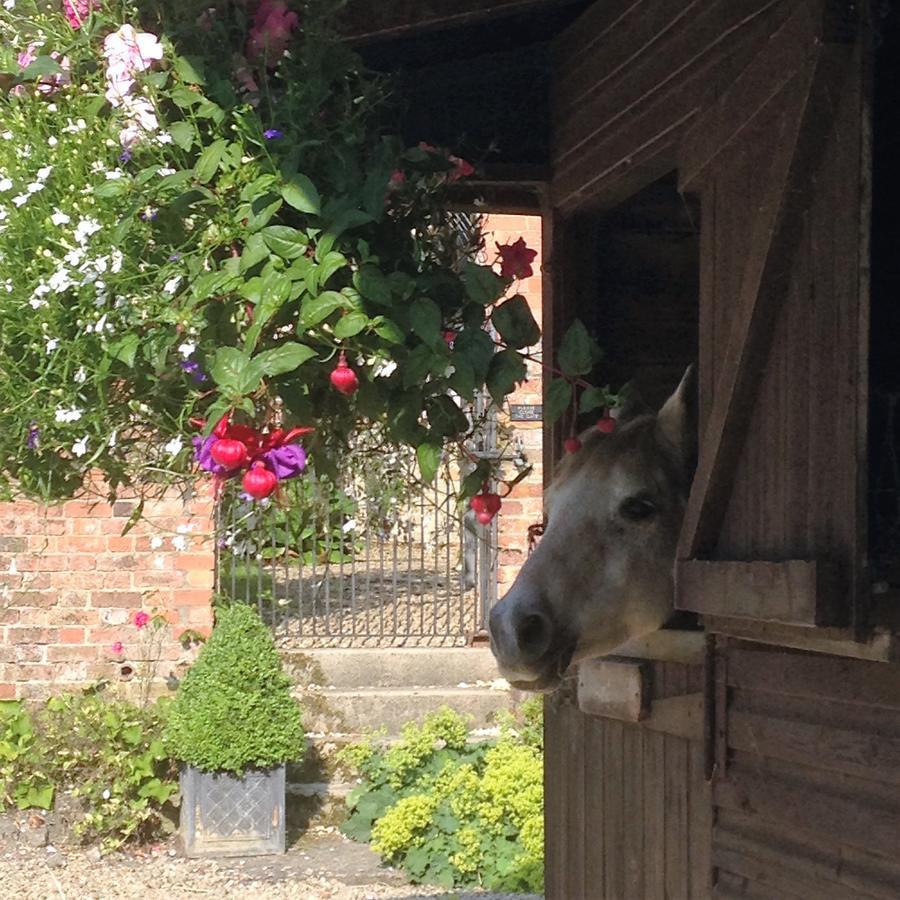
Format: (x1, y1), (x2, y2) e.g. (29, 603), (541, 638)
(338, 0), (576, 44)
(676, 559), (840, 627)
(678, 1), (818, 190)
(577, 658), (648, 721)
(675, 35), (853, 564)
(575, 628), (706, 665)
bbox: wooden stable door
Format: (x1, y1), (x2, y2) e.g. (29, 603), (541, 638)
(673, 1), (869, 633)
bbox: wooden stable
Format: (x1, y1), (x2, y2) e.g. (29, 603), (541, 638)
(345, 1), (900, 896)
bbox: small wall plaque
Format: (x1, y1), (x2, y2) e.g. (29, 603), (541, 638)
(510, 404), (542, 422)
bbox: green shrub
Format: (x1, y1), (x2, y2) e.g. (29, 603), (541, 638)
(1, 693), (176, 850)
(164, 604), (304, 774)
(340, 704), (544, 892)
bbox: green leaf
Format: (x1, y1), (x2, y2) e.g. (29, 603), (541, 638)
(341, 814), (373, 842)
(353, 266), (392, 306)
(168, 121), (194, 151)
(262, 225), (307, 260)
(240, 234), (269, 272)
(461, 261), (505, 306)
(94, 179), (129, 199)
(16, 783), (53, 810)
(454, 328), (495, 382)
(558, 319), (601, 377)
(426, 395), (468, 437)
(372, 317), (404, 344)
(194, 138), (228, 183)
(492, 295), (540, 349)
(20, 57), (63, 79)
(546, 378), (573, 425)
(174, 55), (206, 85)
(254, 343), (317, 377)
(486, 349), (527, 405)
(110, 334), (140, 368)
(210, 346), (248, 392)
(579, 385), (611, 414)
(281, 174), (320, 215)
(416, 442), (443, 483)
(299, 291), (346, 327)
(448, 357), (477, 401)
(122, 724), (142, 745)
(246, 195), (282, 232)
(334, 311), (369, 339)
(317, 251), (348, 287)
(409, 298), (442, 344)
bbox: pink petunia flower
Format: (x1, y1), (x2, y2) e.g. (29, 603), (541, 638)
(111, 641), (124, 655)
(63, 0), (96, 29)
(246, 0), (300, 68)
(134, 611), (150, 629)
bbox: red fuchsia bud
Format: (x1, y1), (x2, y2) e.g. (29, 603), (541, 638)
(242, 461), (278, 500)
(483, 493), (502, 516)
(476, 510), (494, 525)
(330, 350), (359, 395)
(564, 437), (582, 454)
(210, 438), (248, 470)
(596, 413), (616, 434)
(442, 330), (457, 348)
(469, 495), (488, 515)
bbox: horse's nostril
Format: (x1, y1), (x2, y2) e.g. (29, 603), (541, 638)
(517, 611), (551, 660)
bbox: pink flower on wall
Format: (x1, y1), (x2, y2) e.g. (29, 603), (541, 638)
(134, 611), (150, 629)
(111, 641), (124, 655)
(246, 0), (299, 68)
(63, 0), (96, 29)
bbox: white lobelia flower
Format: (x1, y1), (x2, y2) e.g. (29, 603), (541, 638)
(73, 217), (101, 243)
(3, 1), (15, 10)
(72, 436), (89, 457)
(45, 338), (59, 352)
(48, 269), (73, 292)
(110, 249), (124, 274)
(50, 210), (70, 226)
(156, 132), (173, 145)
(163, 435), (184, 456)
(105, 169), (124, 180)
(26, 182), (44, 194)
(35, 165), (52, 181)
(47, 136), (58, 147)
(163, 275), (182, 295)
(74, 366), (87, 384)
(55, 407), (83, 423)
(172, 535), (189, 551)
(177, 340), (196, 357)
(29, 297), (47, 309)
(157, 167), (176, 177)
(108, 430), (117, 448)
(0, 209), (8, 222)
(0, 177), (12, 192)
(0, 131), (12, 140)
(12, 194), (28, 207)
(101, 789), (111, 800)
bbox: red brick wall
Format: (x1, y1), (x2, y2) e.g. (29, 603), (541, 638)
(0, 488), (215, 700)
(481, 214), (544, 595)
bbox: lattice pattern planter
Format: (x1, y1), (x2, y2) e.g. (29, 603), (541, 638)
(179, 764), (285, 858)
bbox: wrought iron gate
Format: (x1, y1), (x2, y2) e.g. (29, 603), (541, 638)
(214, 431), (499, 648)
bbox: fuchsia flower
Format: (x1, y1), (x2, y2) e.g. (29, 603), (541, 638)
(134, 611), (150, 629)
(111, 641), (124, 655)
(63, 0), (96, 29)
(497, 237), (538, 280)
(246, 0), (300, 67)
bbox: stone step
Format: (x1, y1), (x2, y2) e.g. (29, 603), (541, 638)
(283, 647), (502, 689)
(296, 685), (514, 735)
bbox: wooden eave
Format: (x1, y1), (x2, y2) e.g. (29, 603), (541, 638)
(338, 0), (584, 45)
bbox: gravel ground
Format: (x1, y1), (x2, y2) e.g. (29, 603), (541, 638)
(0, 823), (540, 900)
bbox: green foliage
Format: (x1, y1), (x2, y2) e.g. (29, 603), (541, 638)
(164, 604), (304, 774)
(0, 0), (541, 503)
(0, 694), (176, 850)
(340, 704), (544, 893)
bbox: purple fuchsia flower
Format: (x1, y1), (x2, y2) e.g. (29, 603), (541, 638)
(179, 359), (208, 383)
(192, 434), (229, 476)
(263, 128), (284, 140)
(26, 423), (40, 450)
(263, 443), (306, 480)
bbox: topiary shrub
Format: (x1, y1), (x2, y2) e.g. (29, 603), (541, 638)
(164, 604), (304, 774)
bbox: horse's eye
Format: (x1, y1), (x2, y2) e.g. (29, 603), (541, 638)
(619, 496), (657, 521)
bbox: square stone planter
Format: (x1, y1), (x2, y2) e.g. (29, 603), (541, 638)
(179, 764), (285, 858)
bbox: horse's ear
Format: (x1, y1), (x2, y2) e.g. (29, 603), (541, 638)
(655, 365), (697, 476)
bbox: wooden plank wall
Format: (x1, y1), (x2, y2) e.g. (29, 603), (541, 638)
(544, 661), (712, 899)
(701, 34), (866, 605)
(550, 0), (793, 214)
(714, 641), (900, 899)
